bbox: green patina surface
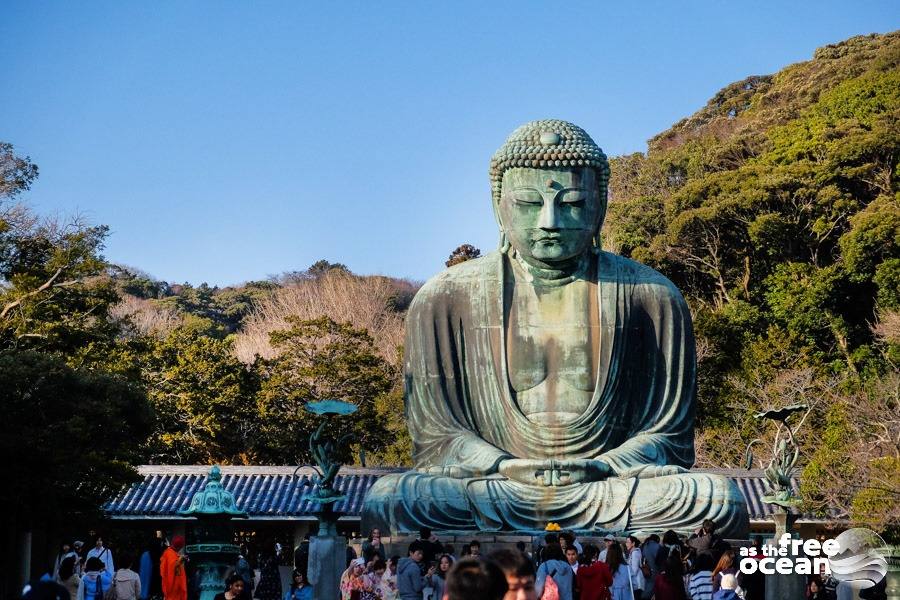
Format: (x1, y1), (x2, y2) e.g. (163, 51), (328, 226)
(181, 466), (248, 518)
(361, 120), (750, 537)
(181, 467), (246, 600)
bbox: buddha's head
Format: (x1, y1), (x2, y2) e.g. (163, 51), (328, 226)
(490, 120), (610, 266)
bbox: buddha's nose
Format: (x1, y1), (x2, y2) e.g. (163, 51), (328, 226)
(538, 200), (559, 230)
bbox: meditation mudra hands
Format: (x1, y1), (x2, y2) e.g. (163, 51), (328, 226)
(419, 459), (616, 486)
(498, 459), (616, 486)
(423, 460), (687, 485)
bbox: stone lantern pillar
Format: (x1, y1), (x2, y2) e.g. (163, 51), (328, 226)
(180, 466), (248, 600)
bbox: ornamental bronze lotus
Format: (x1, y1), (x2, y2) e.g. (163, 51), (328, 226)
(745, 403), (809, 509)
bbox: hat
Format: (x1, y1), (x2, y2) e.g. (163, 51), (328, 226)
(73, 541), (84, 548)
(171, 535), (186, 551)
(603, 535), (615, 542)
(721, 574), (737, 590)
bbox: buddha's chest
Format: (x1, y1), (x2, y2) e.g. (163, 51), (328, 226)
(505, 278), (601, 422)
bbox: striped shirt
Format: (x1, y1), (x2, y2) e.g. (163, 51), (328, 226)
(688, 571), (713, 600)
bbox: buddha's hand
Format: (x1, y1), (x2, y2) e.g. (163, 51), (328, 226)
(422, 465), (487, 478)
(614, 464), (688, 479)
(498, 459), (616, 487)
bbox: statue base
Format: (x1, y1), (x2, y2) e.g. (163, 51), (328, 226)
(308, 535), (346, 600)
(765, 512), (805, 600)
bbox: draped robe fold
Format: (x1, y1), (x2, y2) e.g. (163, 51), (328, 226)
(362, 250), (748, 536)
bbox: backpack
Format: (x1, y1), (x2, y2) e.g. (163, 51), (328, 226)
(631, 548), (650, 582)
(541, 574), (560, 600)
(640, 557), (652, 580)
(109, 572), (138, 600)
(103, 575), (117, 600)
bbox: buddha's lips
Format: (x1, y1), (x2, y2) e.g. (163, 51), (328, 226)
(525, 228), (592, 240)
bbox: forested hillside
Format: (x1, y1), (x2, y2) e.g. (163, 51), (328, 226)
(0, 32), (897, 539)
(104, 261), (417, 466)
(605, 32), (899, 534)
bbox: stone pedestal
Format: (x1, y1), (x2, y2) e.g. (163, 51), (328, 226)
(309, 535), (346, 600)
(885, 545), (900, 600)
(765, 512), (805, 600)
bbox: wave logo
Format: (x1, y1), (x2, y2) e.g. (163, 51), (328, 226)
(828, 528), (889, 591)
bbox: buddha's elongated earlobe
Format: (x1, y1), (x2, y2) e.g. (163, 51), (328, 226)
(593, 201), (606, 254)
(493, 195), (510, 253)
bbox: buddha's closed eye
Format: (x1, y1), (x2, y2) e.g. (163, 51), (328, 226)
(511, 190), (543, 205)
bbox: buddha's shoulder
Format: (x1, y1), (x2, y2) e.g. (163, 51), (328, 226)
(601, 252), (686, 303)
(409, 252), (499, 309)
(420, 252), (500, 290)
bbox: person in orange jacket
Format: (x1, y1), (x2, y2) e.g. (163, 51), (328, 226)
(160, 536), (188, 600)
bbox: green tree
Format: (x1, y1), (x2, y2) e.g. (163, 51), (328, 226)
(0, 350), (151, 592)
(109, 265), (171, 299)
(308, 259), (350, 276)
(0, 217), (118, 359)
(212, 281), (279, 330)
(446, 244), (481, 267)
(0, 142), (39, 198)
(1, 143), (119, 360)
(605, 32), (900, 536)
(254, 316), (399, 464)
(0, 143), (155, 591)
(133, 324), (260, 463)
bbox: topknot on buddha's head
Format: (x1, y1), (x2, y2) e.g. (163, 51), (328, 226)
(490, 119), (610, 205)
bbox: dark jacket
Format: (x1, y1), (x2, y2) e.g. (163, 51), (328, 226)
(642, 540), (663, 574)
(417, 539), (442, 565)
(686, 533), (718, 557)
(361, 541), (386, 564)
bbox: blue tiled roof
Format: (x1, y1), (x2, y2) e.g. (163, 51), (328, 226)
(105, 466), (819, 522)
(105, 466), (403, 519)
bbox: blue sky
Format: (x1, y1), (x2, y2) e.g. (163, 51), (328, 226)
(2, 2), (897, 285)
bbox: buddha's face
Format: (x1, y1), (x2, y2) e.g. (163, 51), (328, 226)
(499, 167), (603, 264)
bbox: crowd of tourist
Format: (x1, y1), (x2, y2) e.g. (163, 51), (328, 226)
(326, 520), (880, 600)
(321, 521), (766, 600)
(325, 522), (764, 600)
(22, 520), (880, 600)
(25, 533), (181, 600)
